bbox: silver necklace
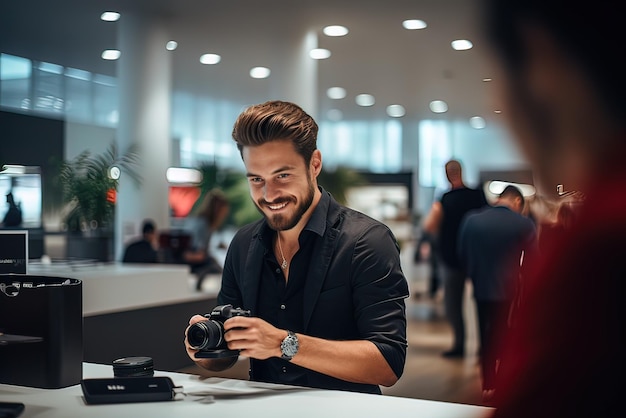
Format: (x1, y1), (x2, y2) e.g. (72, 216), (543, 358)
(277, 233), (288, 270)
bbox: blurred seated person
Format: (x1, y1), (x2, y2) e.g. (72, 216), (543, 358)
(122, 219), (158, 263)
(183, 188), (230, 290)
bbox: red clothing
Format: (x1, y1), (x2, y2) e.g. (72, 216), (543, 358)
(492, 174), (625, 417)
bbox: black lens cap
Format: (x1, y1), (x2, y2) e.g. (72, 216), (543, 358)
(112, 356), (154, 377)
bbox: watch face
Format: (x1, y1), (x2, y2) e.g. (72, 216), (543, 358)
(281, 332), (299, 358)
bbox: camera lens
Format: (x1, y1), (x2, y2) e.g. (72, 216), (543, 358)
(187, 320), (224, 350)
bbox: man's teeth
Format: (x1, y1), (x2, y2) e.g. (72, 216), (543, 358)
(268, 202), (287, 210)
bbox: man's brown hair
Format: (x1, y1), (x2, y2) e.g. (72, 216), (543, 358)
(231, 100), (318, 164)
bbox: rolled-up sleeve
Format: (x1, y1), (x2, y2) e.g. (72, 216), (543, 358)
(351, 223), (410, 378)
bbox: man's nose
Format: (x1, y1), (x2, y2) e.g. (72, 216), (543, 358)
(263, 181), (281, 203)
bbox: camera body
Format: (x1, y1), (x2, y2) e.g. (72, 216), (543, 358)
(187, 304), (251, 358)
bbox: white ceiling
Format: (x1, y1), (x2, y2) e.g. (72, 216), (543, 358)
(0, 0), (500, 124)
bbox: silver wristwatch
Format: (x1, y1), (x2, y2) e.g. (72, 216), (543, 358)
(280, 330), (299, 361)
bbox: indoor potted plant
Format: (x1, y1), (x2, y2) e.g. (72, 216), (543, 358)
(57, 142), (140, 261)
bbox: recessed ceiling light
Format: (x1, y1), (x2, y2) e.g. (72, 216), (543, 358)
(199, 53), (221, 65)
(250, 67), (271, 79)
(451, 39), (473, 51)
(482, 77), (493, 82)
(100, 12), (120, 22)
(494, 110), (502, 114)
(386, 104), (406, 118)
(327, 109), (343, 121)
(356, 94), (375, 107)
(166, 41), (178, 51)
(327, 87), (347, 99)
(101, 49), (121, 60)
(429, 100), (448, 113)
(469, 116), (486, 129)
(323, 25), (349, 37)
(309, 48), (331, 60)
(402, 19), (427, 30)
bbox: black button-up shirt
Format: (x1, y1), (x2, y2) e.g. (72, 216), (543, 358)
(251, 193), (327, 386)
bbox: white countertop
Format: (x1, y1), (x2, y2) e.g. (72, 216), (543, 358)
(27, 262), (220, 316)
(0, 363), (493, 418)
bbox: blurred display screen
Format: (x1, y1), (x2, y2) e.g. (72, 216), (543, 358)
(0, 167), (42, 229)
(168, 185), (200, 218)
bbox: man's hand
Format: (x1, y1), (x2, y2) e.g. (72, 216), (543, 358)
(222, 316), (285, 360)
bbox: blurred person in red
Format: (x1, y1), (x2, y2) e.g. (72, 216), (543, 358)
(482, 0), (625, 416)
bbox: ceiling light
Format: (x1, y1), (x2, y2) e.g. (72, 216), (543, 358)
(355, 94), (375, 107)
(323, 25), (349, 37)
(469, 116), (486, 129)
(327, 87), (347, 99)
(199, 53), (221, 65)
(166, 167), (203, 184)
(451, 39), (473, 51)
(101, 49), (121, 60)
(494, 110), (502, 114)
(327, 109), (343, 121)
(487, 180), (536, 197)
(402, 19), (427, 30)
(482, 77), (493, 82)
(309, 48), (331, 60)
(386, 104), (406, 118)
(166, 41), (178, 51)
(100, 12), (120, 22)
(250, 67), (271, 79)
(429, 100), (448, 113)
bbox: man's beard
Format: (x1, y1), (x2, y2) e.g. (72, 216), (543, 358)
(256, 178), (316, 231)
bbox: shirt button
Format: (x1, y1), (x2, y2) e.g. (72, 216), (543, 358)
(282, 367), (287, 373)
(280, 304), (286, 310)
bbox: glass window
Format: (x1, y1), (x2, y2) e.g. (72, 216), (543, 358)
(419, 120), (451, 188)
(0, 53), (32, 110)
(65, 67), (93, 123)
(318, 119), (403, 173)
(93, 74), (118, 127)
(33, 61), (64, 115)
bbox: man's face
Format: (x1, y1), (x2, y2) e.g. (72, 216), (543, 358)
(242, 140), (320, 231)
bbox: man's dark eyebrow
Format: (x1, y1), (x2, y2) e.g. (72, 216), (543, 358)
(246, 165), (296, 178)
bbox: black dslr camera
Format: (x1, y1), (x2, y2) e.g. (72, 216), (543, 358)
(187, 304), (251, 358)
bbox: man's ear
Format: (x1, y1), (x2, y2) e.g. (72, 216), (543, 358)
(310, 149), (322, 177)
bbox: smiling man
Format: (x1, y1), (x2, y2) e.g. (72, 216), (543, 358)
(184, 100), (409, 394)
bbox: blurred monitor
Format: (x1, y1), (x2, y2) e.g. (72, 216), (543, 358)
(168, 186), (200, 218)
(0, 165), (42, 229)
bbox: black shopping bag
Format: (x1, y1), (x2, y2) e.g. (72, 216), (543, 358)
(0, 274), (83, 388)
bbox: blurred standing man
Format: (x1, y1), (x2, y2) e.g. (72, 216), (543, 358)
(457, 185), (537, 402)
(482, 0), (625, 416)
(184, 101), (409, 394)
(423, 159), (487, 357)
